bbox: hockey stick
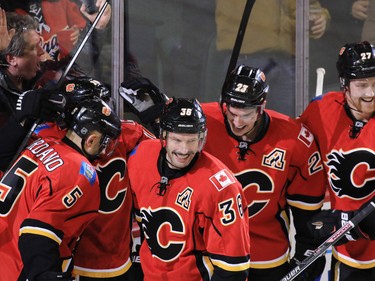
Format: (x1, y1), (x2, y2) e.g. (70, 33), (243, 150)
(56, 0), (109, 88)
(280, 201), (375, 281)
(315, 67), (325, 97)
(5, 1), (109, 172)
(225, 0), (256, 80)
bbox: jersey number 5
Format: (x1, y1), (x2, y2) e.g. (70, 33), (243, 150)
(0, 156), (38, 216)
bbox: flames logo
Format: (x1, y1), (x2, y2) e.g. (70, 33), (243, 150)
(326, 149), (375, 199)
(140, 207), (185, 261)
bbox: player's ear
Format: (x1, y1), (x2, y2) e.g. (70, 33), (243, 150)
(84, 132), (101, 153)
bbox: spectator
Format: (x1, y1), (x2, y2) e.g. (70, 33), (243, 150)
(0, 0), (111, 77)
(361, 0), (375, 43)
(310, 0), (369, 96)
(0, 11), (65, 175)
(0, 97), (121, 280)
(127, 98), (250, 280)
(205, 0), (330, 117)
(300, 41), (375, 281)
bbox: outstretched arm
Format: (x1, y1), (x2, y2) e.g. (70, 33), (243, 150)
(0, 9), (15, 52)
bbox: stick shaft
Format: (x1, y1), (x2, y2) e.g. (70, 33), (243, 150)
(280, 201), (375, 281)
(4, 1), (109, 173)
(225, 0), (256, 80)
(56, 1), (109, 88)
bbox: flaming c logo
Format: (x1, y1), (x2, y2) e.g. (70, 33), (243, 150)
(326, 149), (375, 199)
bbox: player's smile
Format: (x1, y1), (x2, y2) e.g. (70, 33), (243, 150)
(226, 105), (258, 137)
(346, 77), (375, 121)
(165, 132), (200, 169)
(360, 97), (374, 102)
(172, 152), (193, 165)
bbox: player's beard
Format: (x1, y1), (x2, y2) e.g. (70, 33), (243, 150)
(346, 91), (375, 121)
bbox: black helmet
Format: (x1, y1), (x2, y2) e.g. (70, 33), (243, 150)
(60, 78), (112, 111)
(221, 65), (269, 108)
(160, 98), (206, 134)
(70, 97), (121, 139)
(69, 97), (121, 159)
(160, 98), (207, 151)
(336, 41), (375, 87)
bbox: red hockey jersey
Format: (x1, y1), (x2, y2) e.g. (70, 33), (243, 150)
(33, 120), (155, 277)
(0, 137), (100, 280)
(128, 139), (250, 281)
(202, 102), (326, 269)
(300, 91), (375, 269)
(73, 120), (155, 278)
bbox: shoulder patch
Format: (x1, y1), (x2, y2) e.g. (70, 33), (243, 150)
(209, 169), (236, 192)
(298, 124), (314, 147)
(34, 123), (51, 135)
(129, 144), (140, 156)
(79, 161), (97, 186)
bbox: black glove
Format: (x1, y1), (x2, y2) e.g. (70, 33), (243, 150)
(307, 209), (366, 245)
(35, 271), (74, 281)
(290, 241), (326, 281)
(119, 77), (168, 124)
(15, 89), (66, 122)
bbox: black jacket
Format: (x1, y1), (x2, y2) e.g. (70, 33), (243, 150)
(0, 68), (38, 172)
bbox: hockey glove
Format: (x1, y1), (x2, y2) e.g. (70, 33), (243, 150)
(35, 271), (74, 281)
(357, 197), (375, 240)
(291, 242), (326, 281)
(15, 89), (66, 123)
(307, 209), (367, 245)
(119, 77), (168, 124)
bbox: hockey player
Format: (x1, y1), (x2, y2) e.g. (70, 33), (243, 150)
(300, 41), (375, 281)
(202, 65), (327, 281)
(119, 66), (327, 281)
(127, 98), (250, 281)
(0, 97), (121, 281)
(33, 78), (156, 280)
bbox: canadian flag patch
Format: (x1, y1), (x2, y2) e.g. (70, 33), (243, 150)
(298, 124), (314, 148)
(209, 169), (236, 192)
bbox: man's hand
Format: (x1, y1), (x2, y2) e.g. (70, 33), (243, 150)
(15, 89), (66, 123)
(291, 241), (326, 281)
(352, 0), (369, 21)
(0, 8), (15, 52)
(119, 77), (168, 124)
(307, 209), (366, 245)
(35, 271), (74, 281)
(80, 0), (112, 29)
